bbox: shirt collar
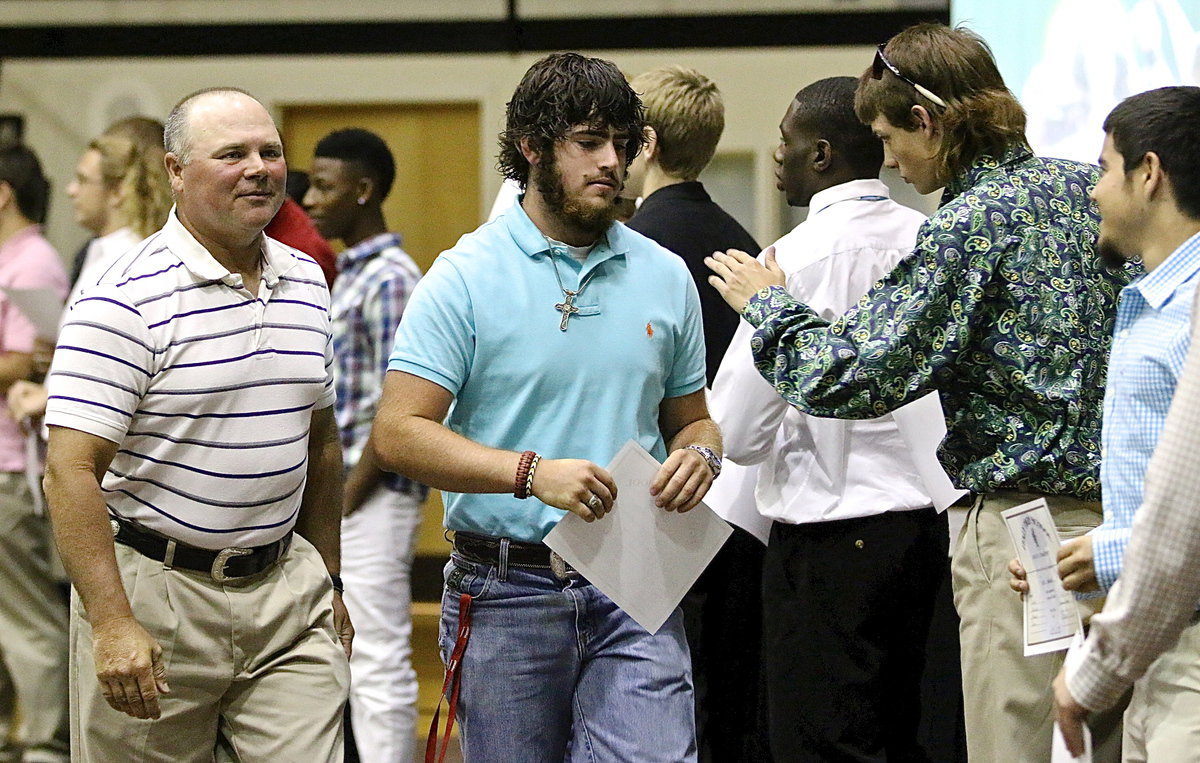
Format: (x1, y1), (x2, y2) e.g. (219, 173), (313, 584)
(337, 231), (403, 270)
(807, 178), (891, 215)
(943, 142), (1035, 201)
(162, 207), (294, 289)
(1129, 230), (1200, 310)
(501, 195), (629, 269)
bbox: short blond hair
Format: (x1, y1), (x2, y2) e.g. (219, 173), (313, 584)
(630, 66), (724, 181)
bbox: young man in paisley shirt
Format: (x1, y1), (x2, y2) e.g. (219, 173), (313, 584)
(707, 23), (1138, 763)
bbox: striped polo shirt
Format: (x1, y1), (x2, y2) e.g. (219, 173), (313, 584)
(45, 210), (336, 550)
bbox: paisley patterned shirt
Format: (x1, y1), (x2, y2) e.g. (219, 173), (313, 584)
(743, 143), (1139, 499)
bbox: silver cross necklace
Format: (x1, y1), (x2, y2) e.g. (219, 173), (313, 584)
(546, 240), (598, 331)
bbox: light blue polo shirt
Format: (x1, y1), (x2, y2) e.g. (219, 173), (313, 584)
(388, 200), (706, 542)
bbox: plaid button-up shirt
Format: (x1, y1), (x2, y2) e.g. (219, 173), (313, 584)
(331, 232), (426, 496)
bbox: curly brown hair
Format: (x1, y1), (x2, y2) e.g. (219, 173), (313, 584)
(497, 53), (646, 188)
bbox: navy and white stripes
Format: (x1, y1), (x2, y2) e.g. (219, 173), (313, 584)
(45, 212), (335, 549)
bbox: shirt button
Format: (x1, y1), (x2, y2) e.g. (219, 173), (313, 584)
(855, 539), (865, 549)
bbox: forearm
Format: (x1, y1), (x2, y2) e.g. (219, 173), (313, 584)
(666, 416), (721, 454)
(0, 351), (34, 394)
(371, 413), (522, 495)
(343, 444), (385, 515)
(43, 460), (132, 627)
(295, 408), (345, 574)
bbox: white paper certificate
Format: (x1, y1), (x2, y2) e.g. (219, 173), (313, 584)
(1, 286), (64, 340)
(543, 440), (733, 634)
(1002, 498), (1081, 656)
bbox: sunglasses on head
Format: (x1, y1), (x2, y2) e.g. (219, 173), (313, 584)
(872, 44), (948, 109)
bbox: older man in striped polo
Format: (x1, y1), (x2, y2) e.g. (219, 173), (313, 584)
(43, 87), (352, 762)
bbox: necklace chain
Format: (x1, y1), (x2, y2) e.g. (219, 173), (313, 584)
(546, 239), (598, 331)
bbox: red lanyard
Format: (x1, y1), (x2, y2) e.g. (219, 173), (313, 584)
(425, 593), (473, 763)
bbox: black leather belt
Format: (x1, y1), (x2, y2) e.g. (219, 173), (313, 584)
(112, 516), (291, 582)
(452, 532), (580, 580)
(453, 532), (557, 567)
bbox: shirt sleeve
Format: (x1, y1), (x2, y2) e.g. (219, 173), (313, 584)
(711, 317), (790, 465)
(387, 257), (474, 395)
(741, 220), (990, 419)
(664, 267), (707, 399)
(1067, 290), (1200, 711)
(44, 286), (155, 444)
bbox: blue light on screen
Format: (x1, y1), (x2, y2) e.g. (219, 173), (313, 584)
(951, 0), (1200, 162)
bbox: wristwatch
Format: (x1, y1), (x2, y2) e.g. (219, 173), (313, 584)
(686, 445), (722, 479)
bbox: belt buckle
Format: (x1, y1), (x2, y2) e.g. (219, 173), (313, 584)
(549, 551), (571, 580)
(211, 547), (253, 583)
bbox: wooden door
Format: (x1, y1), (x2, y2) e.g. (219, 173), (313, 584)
(279, 101), (480, 273)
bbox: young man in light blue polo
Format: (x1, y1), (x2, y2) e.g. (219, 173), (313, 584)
(371, 52), (722, 761)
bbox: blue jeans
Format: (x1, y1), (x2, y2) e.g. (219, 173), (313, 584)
(439, 550), (697, 762)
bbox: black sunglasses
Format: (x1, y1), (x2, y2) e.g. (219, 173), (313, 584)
(872, 44), (948, 108)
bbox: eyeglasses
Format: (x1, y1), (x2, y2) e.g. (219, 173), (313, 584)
(872, 44), (948, 109)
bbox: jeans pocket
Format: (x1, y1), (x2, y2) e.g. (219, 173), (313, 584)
(443, 557), (493, 600)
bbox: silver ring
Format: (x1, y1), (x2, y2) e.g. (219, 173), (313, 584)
(587, 494), (602, 511)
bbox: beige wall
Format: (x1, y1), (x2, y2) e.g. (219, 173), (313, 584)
(0, 45), (938, 260)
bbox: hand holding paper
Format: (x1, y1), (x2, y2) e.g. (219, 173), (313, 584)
(544, 441), (732, 634)
(1002, 499), (1082, 655)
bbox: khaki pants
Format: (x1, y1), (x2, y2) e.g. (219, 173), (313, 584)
(952, 491), (1118, 762)
(0, 472), (69, 763)
(70, 533), (350, 762)
(1122, 616), (1200, 762)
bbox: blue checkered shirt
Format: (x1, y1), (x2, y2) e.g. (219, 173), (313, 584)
(1094, 231), (1200, 592)
(331, 232), (426, 496)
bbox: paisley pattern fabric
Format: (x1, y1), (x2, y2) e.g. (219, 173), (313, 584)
(743, 143), (1139, 499)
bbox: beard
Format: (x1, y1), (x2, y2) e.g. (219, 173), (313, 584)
(1097, 235), (1136, 271)
(531, 154), (619, 238)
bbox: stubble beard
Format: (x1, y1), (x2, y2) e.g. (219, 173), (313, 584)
(1097, 235), (1135, 271)
(532, 154), (619, 238)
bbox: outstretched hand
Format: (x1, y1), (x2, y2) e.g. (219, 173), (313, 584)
(705, 246), (786, 313)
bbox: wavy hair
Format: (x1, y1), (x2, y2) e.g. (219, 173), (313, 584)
(855, 24), (1026, 185)
(498, 53), (646, 188)
(89, 127), (172, 238)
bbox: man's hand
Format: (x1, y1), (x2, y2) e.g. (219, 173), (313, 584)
(332, 592), (354, 658)
(1053, 667), (1089, 757)
(91, 614), (169, 720)
(531, 459), (617, 521)
(7, 380), (48, 422)
(705, 246), (786, 313)
(650, 447), (714, 513)
(1058, 535), (1099, 593)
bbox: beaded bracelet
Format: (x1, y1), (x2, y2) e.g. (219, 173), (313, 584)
(525, 454), (542, 501)
(514, 450), (538, 499)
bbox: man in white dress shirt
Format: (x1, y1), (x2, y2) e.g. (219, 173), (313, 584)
(711, 76), (947, 761)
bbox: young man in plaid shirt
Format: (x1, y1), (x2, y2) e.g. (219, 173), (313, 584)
(304, 128), (426, 763)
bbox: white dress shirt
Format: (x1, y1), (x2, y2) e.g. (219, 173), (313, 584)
(711, 178), (941, 524)
(66, 226), (141, 314)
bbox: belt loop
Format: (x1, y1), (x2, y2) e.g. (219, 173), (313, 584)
(498, 537), (510, 582)
(163, 539), (176, 571)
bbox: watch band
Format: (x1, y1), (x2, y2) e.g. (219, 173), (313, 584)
(686, 445), (722, 479)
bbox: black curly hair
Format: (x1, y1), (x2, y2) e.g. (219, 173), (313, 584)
(497, 52), (646, 188)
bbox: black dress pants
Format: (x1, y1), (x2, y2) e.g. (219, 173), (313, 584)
(763, 508), (948, 762)
(682, 525), (770, 761)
